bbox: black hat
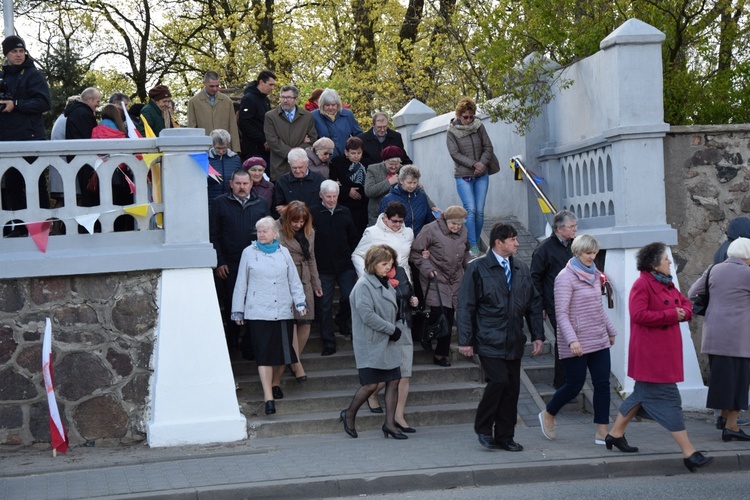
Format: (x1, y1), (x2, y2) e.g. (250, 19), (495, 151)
(3, 36), (26, 56)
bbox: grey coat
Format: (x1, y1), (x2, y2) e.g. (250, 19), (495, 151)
(350, 273), (401, 370)
(410, 216), (471, 309)
(232, 242), (306, 321)
(688, 256), (750, 358)
(446, 119), (494, 178)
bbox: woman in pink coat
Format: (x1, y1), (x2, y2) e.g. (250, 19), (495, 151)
(605, 242), (713, 473)
(539, 235), (616, 444)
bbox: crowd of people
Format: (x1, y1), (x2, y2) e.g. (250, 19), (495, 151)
(2, 39), (746, 466)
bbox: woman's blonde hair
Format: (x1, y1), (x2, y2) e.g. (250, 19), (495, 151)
(571, 234), (599, 256)
(455, 97), (477, 117)
(364, 244), (396, 275)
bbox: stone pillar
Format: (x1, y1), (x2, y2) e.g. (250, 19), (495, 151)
(147, 268), (247, 446)
(393, 99), (437, 161)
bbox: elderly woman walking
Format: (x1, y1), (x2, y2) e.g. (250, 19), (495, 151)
(311, 88), (362, 158)
(538, 234), (616, 444)
(340, 244), (408, 440)
(207, 129), (242, 210)
(689, 237), (750, 442)
(607, 242), (712, 473)
(232, 216), (307, 415)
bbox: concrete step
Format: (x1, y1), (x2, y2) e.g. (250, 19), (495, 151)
(247, 401), (480, 438)
(235, 361), (482, 394)
(238, 381), (485, 415)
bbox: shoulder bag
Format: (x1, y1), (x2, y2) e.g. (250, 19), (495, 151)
(691, 265), (713, 316)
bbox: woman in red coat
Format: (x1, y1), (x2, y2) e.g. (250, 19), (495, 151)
(604, 242), (713, 473)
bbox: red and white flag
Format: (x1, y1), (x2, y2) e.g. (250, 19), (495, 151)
(42, 318), (69, 454)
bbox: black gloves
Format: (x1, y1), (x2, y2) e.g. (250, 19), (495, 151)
(389, 327), (402, 342)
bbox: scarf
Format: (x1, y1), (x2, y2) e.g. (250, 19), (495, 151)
(651, 271), (673, 285)
(294, 230), (311, 261)
(447, 117), (482, 139)
(256, 239), (280, 254)
(570, 257), (597, 284)
(386, 266), (399, 288)
(348, 162), (366, 185)
(376, 274), (390, 288)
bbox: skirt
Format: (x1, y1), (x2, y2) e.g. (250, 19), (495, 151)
(246, 319), (298, 366)
(619, 381), (685, 432)
(707, 355), (750, 411)
(358, 367), (401, 386)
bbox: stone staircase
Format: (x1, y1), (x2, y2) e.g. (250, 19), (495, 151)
(232, 215), (622, 438)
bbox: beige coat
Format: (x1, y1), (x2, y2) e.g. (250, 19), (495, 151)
(264, 105), (318, 179)
(277, 224), (322, 321)
(187, 90), (240, 153)
(410, 216), (471, 309)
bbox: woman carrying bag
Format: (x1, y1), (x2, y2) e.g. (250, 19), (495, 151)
(410, 206), (472, 366)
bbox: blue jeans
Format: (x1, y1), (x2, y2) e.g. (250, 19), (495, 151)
(546, 347), (611, 424)
(455, 174), (489, 247)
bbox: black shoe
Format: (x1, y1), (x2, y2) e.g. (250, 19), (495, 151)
(366, 399), (384, 414)
(605, 434), (639, 452)
(382, 424), (408, 439)
(321, 347), (336, 356)
(264, 400), (276, 415)
(684, 451), (713, 472)
(272, 386), (284, 399)
(722, 428), (750, 441)
(496, 439), (524, 452)
(296, 375), (308, 384)
(336, 320), (352, 337)
(477, 434), (499, 450)
(433, 356), (451, 367)
(340, 410), (357, 438)
(421, 339), (434, 353)
(395, 422), (416, 433)
(716, 416), (727, 430)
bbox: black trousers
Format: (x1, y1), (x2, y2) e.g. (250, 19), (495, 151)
(549, 313), (566, 388)
(475, 356), (521, 443)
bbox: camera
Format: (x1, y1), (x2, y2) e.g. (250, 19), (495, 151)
(0, 78), (12, 111)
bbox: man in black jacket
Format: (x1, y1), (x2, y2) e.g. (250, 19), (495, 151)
(457, 223), (544, 452)
(238, 70), (275, 162)
(273, 148), (325, 215)
(0, 35), (52, 213)
(356, 112), (412, 167)
(310, 180), (359, 356)
(209, 169), (270, 351)
(530, 210), (577, 389)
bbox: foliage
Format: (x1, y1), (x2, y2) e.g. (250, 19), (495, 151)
(12, 0), (750, 133)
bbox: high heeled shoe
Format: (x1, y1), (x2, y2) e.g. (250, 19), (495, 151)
(382, 424), (408, 440)
(366, 399), (383, 414)
(684, 451), (713, 472)
(395, 422), (416, 433)
(339, 410), (357, 438)
(604, 433), (638, 452)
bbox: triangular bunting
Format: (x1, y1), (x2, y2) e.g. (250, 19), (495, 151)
(119, 168), (136, 194)
(74, 214), (100, 234)
(94, 157), (105, 171)
(208, 165), (222, 184)
(142, 153), (161, 168)
(189, 152), (210, 175)
(27, 221), (52, 253)
(123, 204), (150, 217)
(122, 102), (140, 139)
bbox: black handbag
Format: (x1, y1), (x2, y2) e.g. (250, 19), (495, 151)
(420, 276), (451, 341)
(691, 265), (713, 316)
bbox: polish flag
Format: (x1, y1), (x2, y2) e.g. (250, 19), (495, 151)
(42, 318), (69, 455)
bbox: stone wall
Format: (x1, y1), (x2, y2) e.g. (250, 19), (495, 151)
(0, 271), (158, 448)
(664, 124), (750, 376)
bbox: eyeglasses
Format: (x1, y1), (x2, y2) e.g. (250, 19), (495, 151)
(388, 219), (405, 225)
(461, 115), (475, 121)
(280, 95), (297, 100)
(564, 224), (578, 230)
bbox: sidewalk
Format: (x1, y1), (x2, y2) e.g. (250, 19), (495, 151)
(2, 411), (748, 499)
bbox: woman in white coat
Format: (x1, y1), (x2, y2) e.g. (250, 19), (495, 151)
(232, 216), (307, 415)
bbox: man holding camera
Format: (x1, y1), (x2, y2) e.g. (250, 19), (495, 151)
(0, 35), (51, 211)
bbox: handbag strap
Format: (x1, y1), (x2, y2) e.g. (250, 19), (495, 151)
(431, 275), (444, 308)
(704, 264), (714, 301)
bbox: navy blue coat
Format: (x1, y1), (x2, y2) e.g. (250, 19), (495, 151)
(209, 192), (270, 269)
(379, 184), (435, 237)
(0, 56), (51, 141)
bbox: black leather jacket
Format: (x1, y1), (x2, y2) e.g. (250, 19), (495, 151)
(457, 252), (543, 359)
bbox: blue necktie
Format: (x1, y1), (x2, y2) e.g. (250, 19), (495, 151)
(287, 112), (294, 122)
(502, 260), (511, 290)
